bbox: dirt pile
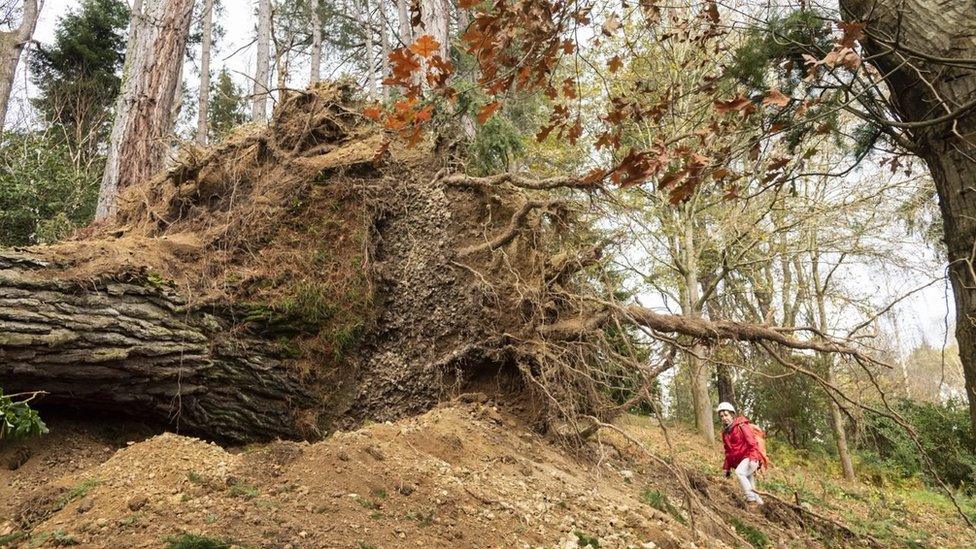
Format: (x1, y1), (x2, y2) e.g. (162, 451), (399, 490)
(1, 402), (701, 548)
(6, 399), (955, 548)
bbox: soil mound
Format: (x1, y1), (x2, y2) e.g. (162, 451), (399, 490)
(1, 403), (699, 548)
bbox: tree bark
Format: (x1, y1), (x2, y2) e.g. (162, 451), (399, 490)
(310, 0), (321, 84)
(252, 0), (271, 120)
(840, 0), (976, 435)
(811, 250), (856, 481)
(0, 253), (315, 442)
(0, 0), (39, 131)
(197, 0), (214, 145)
(416, 0), (449, 58)
(682, 211), (714, 442)
(361, 0), (377, 99)
(396, 0), (412, 45)
(95, 0), (194, 222)
(380, 0), (390, 100)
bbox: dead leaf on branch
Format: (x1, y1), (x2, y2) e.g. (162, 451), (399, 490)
(713, 95), (756, 115)
(477, 101), (501, 124)
(410, 35), (441, 58)
(762, 88), (791, 108)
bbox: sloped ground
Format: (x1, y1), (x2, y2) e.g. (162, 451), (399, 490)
(1, 401), (701, 548)
(2, 403), (973, 548)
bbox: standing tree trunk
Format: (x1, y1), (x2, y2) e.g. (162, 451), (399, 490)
(197, 0), (214, 144)
(0, 0), (39, 131)
(361, 0), (377, 99)
(682, 211), (714, 442)
(396, 0), (412, 45)
(252, 0), (271, 121)
(840, 0), (976, 436)
(380, 0), (390, 100)
(95, 0), (194, 222)
(416, 0), (449, 58)
(310, 0), (321, 84)
(811, 250), (857, 481)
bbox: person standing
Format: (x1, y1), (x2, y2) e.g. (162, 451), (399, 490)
(717, 401), (765, 506)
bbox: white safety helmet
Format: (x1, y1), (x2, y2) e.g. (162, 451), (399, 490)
(715, 402), (736, 414)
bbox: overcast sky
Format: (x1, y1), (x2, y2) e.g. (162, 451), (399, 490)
(9, 0), (958, 353)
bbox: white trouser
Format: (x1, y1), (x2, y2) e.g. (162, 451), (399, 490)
(735, 458), (763, 503)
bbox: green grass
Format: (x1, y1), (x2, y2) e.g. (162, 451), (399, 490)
(120, 513), (141, 528)
(574, 531), (600, 547)
(51, 530), (78, 546)
(54, 478), (102, 510)
(0, 532), (26, 545)
(404, 509), (434, 527)
(729, 517), (769, 548)
(186, 470), (204, 484)
(228, 483), (259, 500)
(639, 488), (686, 525)
(356, 496), (380, 510)
(163, 533), (233, 549)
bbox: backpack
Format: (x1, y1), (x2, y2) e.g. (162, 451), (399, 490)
(746, 423), (771, 469)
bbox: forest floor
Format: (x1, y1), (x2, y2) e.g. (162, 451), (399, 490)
(1, 398), (974, 548)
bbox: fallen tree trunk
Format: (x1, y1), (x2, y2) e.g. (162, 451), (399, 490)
(0, 252), (316, 442)
(0, 84), (889, 444)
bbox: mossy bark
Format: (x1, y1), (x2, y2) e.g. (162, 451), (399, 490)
(0, 252), (317, 442)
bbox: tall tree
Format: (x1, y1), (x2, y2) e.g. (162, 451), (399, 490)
(29, 0), (128, 158)
(309, 0), (321, 84)
(208, 68), (247, 140)
(360, 0), (376, 99)
(252, 0), (271, 120)
(0, 0), (38, 131)
(197, 0), (214, 144)
(95, 0), (194, 221)
(379, 0), (390, 100)
(416, 0), (448, 58)
(839, 0), (976, 434)
(395, 0), (411, 45)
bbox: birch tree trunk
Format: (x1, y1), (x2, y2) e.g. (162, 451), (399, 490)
(197, 0), (214, 144)
(396, 0), (412, 45)
(840, 0), (976, 435)
(95, 0), (194, 222)
(310, 0), (321, 84)
(252, 0), (272, 120)
(0, 0), (39, 131)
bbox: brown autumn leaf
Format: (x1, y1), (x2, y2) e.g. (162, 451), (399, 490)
(762, 88), (790, 108)
(477, 101), (501, 124)
(458, 0), (479, 8)
(415, 105), (433, 123)
(602, 13), (620, 36)
(608, 55), (623, 73)
(713, 95), (756, 115)
(838, 21), (865, 48)
(371, 139), (390, 165)
(363, 106), (382, 120)
(388, 48), (421, 82)
(410, 35), (441, 58)
(581, 168), (607, 185)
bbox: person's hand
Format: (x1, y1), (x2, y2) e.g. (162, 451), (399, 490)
(725, 470), (731, 478)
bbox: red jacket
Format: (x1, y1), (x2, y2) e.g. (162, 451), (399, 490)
(722, 416), (762, 471)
